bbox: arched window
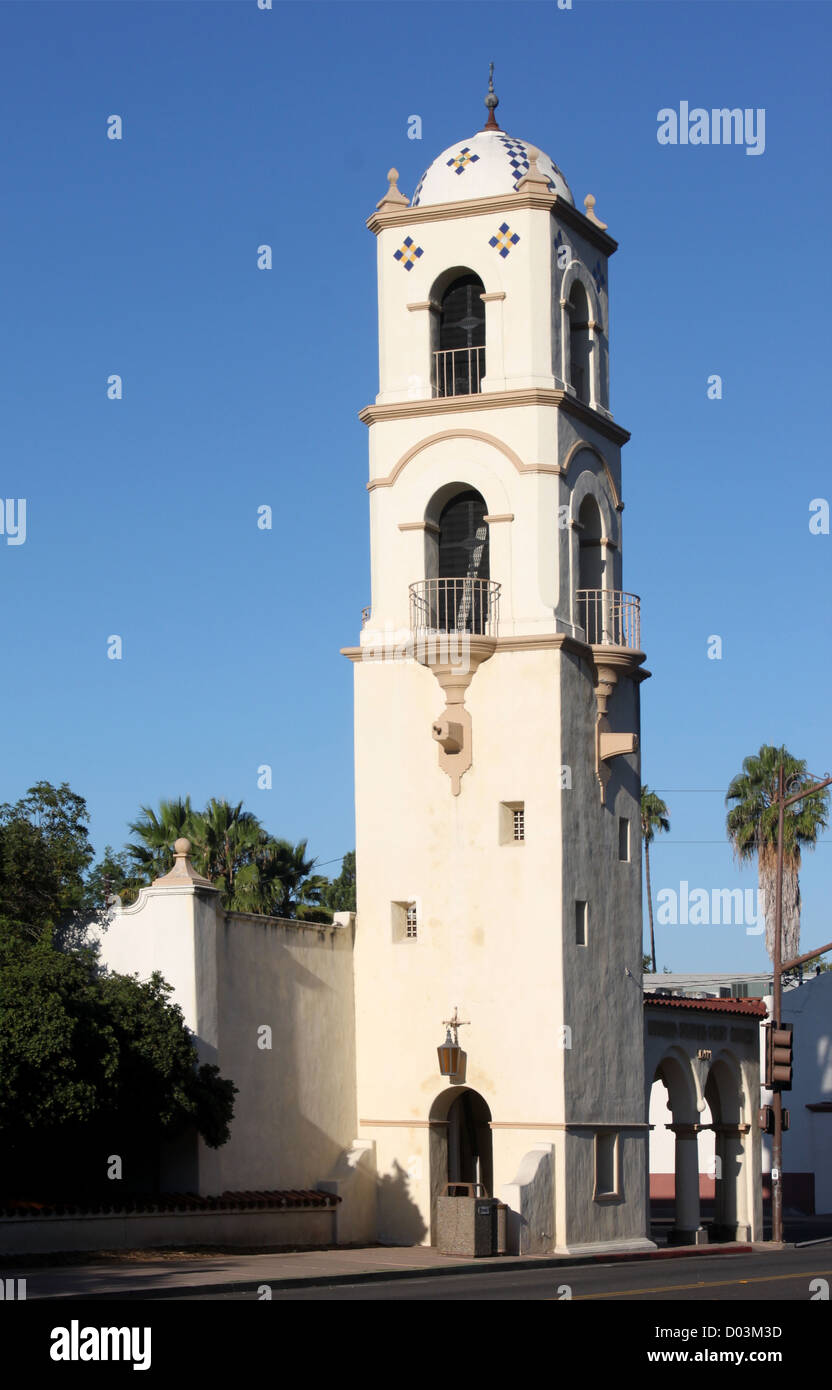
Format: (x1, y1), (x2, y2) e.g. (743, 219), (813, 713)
(568, 281), (591, 405)
(439, 488), (489, 580)
(434, 273), (485, 398)
(576, 495), (605, 641)
(416, 487), (492, 634)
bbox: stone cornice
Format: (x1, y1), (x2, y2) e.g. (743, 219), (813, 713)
(342, 632), (647, 665)
(359, 388), (630, 446)
(366, 191), (618, 256)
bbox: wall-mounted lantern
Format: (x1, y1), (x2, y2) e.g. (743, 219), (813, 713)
(437, 1006), (469, 1076)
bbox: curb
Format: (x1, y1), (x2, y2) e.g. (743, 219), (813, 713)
(34, 1242), (755, 1300)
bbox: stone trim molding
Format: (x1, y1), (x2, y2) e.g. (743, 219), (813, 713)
(358, 1118), (647, 1130)
(367, 426), (562, 493)
(360, 388), (630, 448)
(406, 299), (440, 313)
(359, 1119), (448, 1128)
(480, 291), (506, 302)
(562, 438), (622, 511)
(398, 520), (440, 534)
(483, 512), (514, 523)
(367, 190), (618, 256)
(340, 636), (619, 667)
(489, 1121), (650, 1131)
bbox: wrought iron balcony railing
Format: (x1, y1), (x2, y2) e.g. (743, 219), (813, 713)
(576, 589), (641, 650)
(410, 578), (500, 638)
(433, 346), (485, 398)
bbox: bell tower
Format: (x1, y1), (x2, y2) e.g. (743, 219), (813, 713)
(343, 75), (653, 1255)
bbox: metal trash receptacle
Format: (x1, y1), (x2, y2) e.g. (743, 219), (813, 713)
(436, 1183), (500, 1257)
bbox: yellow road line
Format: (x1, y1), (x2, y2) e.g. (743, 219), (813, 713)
(554, 1268), (832, 1300)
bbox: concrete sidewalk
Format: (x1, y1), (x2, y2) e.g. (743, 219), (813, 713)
(6, 1240), (758, 1300)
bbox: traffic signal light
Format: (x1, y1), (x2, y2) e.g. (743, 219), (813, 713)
(765, 1022), (794, 1091)
(759, 1105), (790, 1134)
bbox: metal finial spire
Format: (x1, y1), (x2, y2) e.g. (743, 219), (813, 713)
(484, 62), (501, 130)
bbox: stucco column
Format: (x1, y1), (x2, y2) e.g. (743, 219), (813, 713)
(711, 1123), (750, 1241)
(668, 1123), (707, 1245)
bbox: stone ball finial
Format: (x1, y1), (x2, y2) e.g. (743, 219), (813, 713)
(584, 193), (608, 229)
(376, 167), (410, 210)
(174, 837), (191, 856)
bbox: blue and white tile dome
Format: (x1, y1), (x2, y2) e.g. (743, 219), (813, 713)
(411, 128), (572, 208)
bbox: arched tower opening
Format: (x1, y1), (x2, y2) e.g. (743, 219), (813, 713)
(568, 280), (591, 405)
(432, 270), (485, 398)
(418, 484), (492, 634)
(576, 494), (605, 642)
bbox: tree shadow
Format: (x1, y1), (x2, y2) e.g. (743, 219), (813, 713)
(377, 1161), (428, 1245)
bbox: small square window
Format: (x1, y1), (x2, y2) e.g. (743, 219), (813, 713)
(618, 817), (630, 862)
(594, 1131), (620, 1199)
(575, 900), (588, 947)
(499, 801), (525, 844)
(392, 900), (419, 943)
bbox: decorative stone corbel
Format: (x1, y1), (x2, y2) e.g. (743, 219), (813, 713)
(591, 654), (641, 804)
(418, 637), (496, 795)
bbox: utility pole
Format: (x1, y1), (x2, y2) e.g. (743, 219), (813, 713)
(769, 765), (832, 1244)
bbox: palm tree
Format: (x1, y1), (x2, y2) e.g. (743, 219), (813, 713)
(725, 745), (829, 964)
(267, 838), (324, 919)
(126, 797), (195, 882)
(188, 798), (278, 914)
(641, 786), (670, 974)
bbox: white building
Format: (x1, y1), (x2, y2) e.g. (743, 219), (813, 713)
(342, 80), (652, 1256)
(6, 80), (770, 1259)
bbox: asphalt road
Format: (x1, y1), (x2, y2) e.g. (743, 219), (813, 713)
(174, 1245), (832, 1301)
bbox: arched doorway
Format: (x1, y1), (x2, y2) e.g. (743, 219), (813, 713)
(428, 1087), (493, 1244)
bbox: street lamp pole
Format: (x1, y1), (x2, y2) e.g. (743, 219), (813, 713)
(771, 765), (785, 1245)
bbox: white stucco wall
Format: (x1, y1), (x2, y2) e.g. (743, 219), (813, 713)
(96, 889), (362, 1206)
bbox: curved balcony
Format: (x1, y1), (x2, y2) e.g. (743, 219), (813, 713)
(576, 589), (641, 650)
(410, 578), (500, 638)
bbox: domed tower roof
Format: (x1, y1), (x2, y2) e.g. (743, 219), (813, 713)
(412, 129), (573, 208)
(410, 67), (572, 208)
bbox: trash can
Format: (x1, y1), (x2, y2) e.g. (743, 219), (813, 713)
(436, 1183), (501, 1257)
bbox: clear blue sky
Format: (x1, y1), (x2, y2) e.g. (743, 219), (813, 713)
(1, 0), (829, 972)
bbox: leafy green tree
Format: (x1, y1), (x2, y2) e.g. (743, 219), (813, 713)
(0, 782), (97, 948)
(641, 787), (670, 975)
(726, 745), (829, 964)
(321, 851), (356, 914)
(84, 846), (146, 911)
(0, 925), (236, 1198)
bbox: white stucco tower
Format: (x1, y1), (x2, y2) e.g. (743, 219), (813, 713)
(344, 79), (653, 1255)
